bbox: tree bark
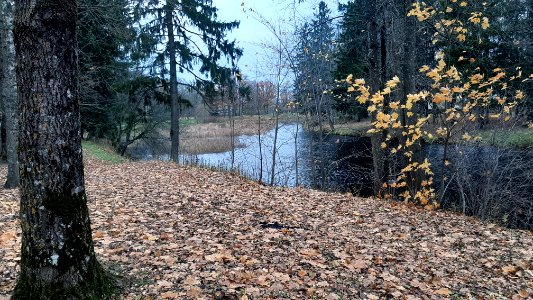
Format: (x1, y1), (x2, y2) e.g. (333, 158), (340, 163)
(0, 2), (7, 161)
(1, 0), (19, 189)
(12, 0), (112, 298)
(401, 0), (424, 194)
(166, 2), (180, 163)
(367, 0), (387, 196)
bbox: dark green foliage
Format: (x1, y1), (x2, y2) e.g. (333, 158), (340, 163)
(78, 0), (173, 154)
(134, 0), (242, 91)
(294, 1), (335, 118)
(332, 0), (368, 120)
(334, 0), (367, 81)
(78, 0), (137, 139)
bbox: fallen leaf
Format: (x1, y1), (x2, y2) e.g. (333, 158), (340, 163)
(518, 290), (529, 298)
(434, 288), (452, 296)
(160, 291), (179, 299)
(502, 265), (519, 275)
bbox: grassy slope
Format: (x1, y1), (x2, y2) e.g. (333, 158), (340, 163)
(477, 127), (533, 148)
(82, 141), (128, 164)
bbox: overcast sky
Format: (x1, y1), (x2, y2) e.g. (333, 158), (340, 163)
(210, 0), (344, 81)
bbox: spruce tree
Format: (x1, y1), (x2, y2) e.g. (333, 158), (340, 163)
(134, 0), (242, 162)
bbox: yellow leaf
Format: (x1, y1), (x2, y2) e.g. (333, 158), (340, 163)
(481, 17), (490, 29)
(371, 93), (384, 104)
(419, 65), (430, 72)
(346, 74), (353, 83)
(386, 76), (400, 88)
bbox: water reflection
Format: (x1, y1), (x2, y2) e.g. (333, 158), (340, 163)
(130, 123), (374, 196)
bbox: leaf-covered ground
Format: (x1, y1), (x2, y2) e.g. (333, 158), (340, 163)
(1, 160), (532, 299)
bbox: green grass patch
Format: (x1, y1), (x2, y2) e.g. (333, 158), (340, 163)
(328, 128), (355, 136)
(477, 128), (533, 148)
(82, 141), (128, 164)
(179, 117), (199, 127)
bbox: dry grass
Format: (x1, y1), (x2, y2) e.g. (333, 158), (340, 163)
(181, 116), (276, 154)
(328, 120), (372, 136)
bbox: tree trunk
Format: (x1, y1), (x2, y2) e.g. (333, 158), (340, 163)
(367, 0), (387, 196)
(12, 0), (112, 298)
(166, 2), (180, 163)
(1, 0), (19, 189)
(0, 2), (6, 161)
(401, 0), (423, 195)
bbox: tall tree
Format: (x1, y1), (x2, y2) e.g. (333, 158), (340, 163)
(12, 0), (112, 298)
(135, 0), (242, 162)
(295, 1), (336, 130)
(0, 0), (18, 188)
(333, 0), (369, 121)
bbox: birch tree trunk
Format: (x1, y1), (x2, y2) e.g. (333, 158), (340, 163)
(12, 0), (112, 298)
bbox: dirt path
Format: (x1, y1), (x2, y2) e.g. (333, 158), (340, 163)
(1, 160), (532, 299)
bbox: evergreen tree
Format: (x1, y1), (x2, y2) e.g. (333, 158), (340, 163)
(332, 0), (368, 120)
(295, 1), (336, 129)
(134, 0), (242, 162)
(78, 0), (135, 138)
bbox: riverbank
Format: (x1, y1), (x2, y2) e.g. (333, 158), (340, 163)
(1, 158), (532, 298)
(326, 119), (533, 148)
(181, 115), (279, 154)
(167, 116), (532, 159)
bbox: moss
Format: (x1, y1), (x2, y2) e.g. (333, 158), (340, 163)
(12, 261), (115, 300)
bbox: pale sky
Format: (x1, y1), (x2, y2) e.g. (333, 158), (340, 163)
(211, 0), (344, 81)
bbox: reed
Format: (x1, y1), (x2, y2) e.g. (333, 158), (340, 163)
(180, 116), (276, 154)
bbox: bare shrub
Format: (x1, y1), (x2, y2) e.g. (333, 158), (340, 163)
(442, 143), (533, 230)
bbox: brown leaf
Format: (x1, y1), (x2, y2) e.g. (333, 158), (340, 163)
(300, 248), (320, 258)
(256, 275), (270, 287)
(92, 231), (104, 239)
(434, 288), (452, 296)
(518, 290), (529, 298)
(183, 276), (200, 286)
(502, 265), (519, 275)
(160, 291), (179, 299)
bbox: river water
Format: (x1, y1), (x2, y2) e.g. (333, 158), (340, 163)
(130, 123), (374, 195)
